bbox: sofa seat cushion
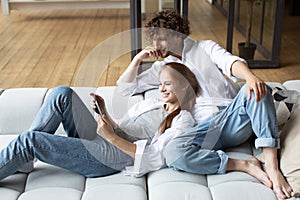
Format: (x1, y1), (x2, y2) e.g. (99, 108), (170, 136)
(147, 168), (211, 200)
(0, 161), (147, 200)
(146, 145), (277, 200)
(147, 167), (277, 200)
(83, 172), (147, 200)
(208, 152), (277, 200)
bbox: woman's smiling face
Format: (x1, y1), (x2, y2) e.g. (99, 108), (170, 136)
(159, 69), (180, 104)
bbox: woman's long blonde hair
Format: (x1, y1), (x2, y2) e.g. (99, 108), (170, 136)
(158, 62), (200, 134)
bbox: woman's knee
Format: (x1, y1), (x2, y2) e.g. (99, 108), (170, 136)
(8, 132), (37, 160)
(45, 86), (74, 107)
(50, 86), (73, 99)
(16, 131), (36, 147)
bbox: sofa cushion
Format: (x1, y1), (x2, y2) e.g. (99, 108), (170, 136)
(0, 88), (48, 135)
(208, 152), (277, 200)
(147, 162), (277, 200)
(0, 161), (147, 200)
(283, 80), (300, 92)
(0, 173), (28, 200)
(280, 105), (300, 197)
(146, 147), (273, 200)
(83, 171), (147, 200)
(147, 168), (211, 200)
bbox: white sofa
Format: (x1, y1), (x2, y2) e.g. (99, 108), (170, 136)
(0, 80), (300, 200)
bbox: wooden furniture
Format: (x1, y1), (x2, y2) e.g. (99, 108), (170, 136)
(1, 0), (130, 15)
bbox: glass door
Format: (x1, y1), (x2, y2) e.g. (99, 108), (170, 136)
(213, 0), (284, 68)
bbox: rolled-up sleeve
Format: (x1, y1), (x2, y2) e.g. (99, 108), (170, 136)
(123, 140), (164, 177)
(123, 110), (195, 177)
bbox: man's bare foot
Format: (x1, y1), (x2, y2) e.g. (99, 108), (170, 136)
(264, 165), (293, 199)
(245, 157), (272, 188)
(262, 147), (293, 199)
(227, 157), (272, 187)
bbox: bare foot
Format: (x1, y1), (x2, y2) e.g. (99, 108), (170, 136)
(245, 157), (272, 188)
(264, 165), (293, 199)
(226, 157), (272, 187)
(262, 147), (293, 199)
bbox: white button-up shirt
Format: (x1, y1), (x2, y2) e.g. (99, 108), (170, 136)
(123, 108), (196, 177)
(117, 38), (245, 99)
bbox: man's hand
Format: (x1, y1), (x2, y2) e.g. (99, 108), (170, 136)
(117, 46), (161, 85)
(135, 45), (162, 61)
(245, 76), (268, 102)
(231, 61), (268, 102)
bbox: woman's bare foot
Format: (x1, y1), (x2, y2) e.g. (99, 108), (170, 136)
(227, 157), (272, 187)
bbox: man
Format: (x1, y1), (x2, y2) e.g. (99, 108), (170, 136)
(117, 9), (266, 102)
(116, 9), (292, 199)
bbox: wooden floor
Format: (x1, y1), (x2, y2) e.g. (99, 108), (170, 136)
(0, 0), (299, 89)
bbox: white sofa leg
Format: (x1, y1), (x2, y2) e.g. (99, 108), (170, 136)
(1, 0), (10, 15)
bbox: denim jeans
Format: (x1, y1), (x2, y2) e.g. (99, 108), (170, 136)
(164, 85), (279, 175)
(0, 86), (133, 180)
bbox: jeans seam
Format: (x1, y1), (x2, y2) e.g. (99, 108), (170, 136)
(31, 110), (58, 132)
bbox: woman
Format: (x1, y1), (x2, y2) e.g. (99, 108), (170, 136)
(0, 62), (200, 179)
(163, 84), (293, 199)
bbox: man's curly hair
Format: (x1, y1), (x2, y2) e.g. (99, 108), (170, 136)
(145, 9), (190, 41)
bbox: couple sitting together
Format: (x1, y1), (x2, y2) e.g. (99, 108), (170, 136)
(0, 9), (293, 199)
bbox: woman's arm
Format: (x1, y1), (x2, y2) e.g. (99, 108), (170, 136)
(97, 115), (136, 158)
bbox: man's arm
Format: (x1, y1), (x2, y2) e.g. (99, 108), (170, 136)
(231, 61), (267, 102)
(117, 46), (162, 96)
(117, 46), (161, 84)
(117, 56), (142, 84)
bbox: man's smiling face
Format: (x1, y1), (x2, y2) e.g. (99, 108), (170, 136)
(152, 30), (183, 58)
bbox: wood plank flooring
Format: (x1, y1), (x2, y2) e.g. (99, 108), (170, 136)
(0, 0), (299, 89)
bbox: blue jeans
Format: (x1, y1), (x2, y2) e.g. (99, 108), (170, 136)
(164, 85), (279, 175)
(0, 86), (133, 180)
